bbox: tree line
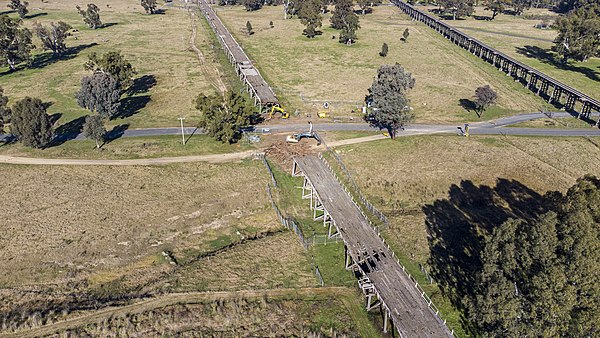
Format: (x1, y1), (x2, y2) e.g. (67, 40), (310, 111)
(431, 176), (600, 336)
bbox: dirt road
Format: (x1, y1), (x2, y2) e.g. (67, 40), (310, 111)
(3, 287), (353, 338)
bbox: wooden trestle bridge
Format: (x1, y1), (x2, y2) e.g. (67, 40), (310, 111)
(392, 0), (600, 123)
(197, 0), (279, 111)
(293, 155), (454, 337)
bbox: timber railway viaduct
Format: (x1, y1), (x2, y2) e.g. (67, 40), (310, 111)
(197, 0), (279, 110)
(293, 155), (454, 337)
(392, 0), (600, 124)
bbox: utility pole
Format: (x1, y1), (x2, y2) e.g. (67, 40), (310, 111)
(178, 117), (186, 145)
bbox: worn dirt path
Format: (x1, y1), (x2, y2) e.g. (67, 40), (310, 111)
(2, 287), (352, 338)
(189, 11), (228, 95)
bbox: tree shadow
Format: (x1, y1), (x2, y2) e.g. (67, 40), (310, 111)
(473, 14), (492, 21)
(104, 123), (130, 143)
(25, 12), (48, 19)
(423, 179), (546, 324)
(0, 10), (15, 15)
(115, 95), (150, 119)
(459, 98), (476, 112)
(516, 45), (600, 82)
(126, 75), (157, 96)
(48, 112), (62, 125)
(153, 9), (167, 14)
(100, 22), (118, 28)
(50, 115), (88, 147)
(0, 43), (99, 76)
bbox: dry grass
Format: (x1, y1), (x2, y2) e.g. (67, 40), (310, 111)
(0, 134), (255, 159)
(428, 6), (600, 99)
(41, 291), (360, 337)
(335, 135), (600, 262)
(215, 4), (551, 123)
(511, 116), (595, 128)
(0, 160), (273, 287)
(1, 0), (219, 128)
(172, 231), (316, 291)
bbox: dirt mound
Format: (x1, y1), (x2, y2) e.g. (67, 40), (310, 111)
(265, 141), (314, 169)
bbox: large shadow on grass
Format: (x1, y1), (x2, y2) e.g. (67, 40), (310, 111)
(516, 45), (600, 82)
(126, 74), (157, 96)
(116, 95), (150, 119)
(25, 12), (48, 19)
(423, 179), (547, 329)
(0, 43), (97, 76)
(104, 123), (130, 144)
(49, 115), (88, 147)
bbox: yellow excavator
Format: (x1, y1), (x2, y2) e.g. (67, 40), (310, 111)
(267, 105), (289, 119)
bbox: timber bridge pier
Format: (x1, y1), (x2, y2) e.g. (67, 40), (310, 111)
(293, 155), (454, 337)
(392, 0), (600, 124)
(197, 0), (279, 111)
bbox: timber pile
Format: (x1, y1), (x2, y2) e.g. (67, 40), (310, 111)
(264, 141), (314, 168)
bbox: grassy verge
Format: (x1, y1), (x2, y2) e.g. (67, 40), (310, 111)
(510, 117), (595, 129)
(0, 134), (255, 159)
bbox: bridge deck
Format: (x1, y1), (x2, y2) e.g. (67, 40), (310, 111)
(294, 155), (452, 337)
(198, 0), (278, 106)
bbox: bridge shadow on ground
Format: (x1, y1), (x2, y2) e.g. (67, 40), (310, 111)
(423, 179), (547, 331)
(516, 45), (600, 83)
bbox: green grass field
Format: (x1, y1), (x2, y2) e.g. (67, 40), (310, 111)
(215, 4), (553, 124)
(426, 6), (600, 99)
(1, 0), (218, 129)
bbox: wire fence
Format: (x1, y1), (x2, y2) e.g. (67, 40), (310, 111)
(259, 154), (278, 188)
(265, 182), (331, 287)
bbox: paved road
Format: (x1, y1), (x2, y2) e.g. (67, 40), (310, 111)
(2, 112), (596, 143)
(1, 112), (599, 166)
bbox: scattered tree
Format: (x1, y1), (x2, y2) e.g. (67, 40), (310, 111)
(8, 0), (28, 19)
(32, 21), (72, 56)
(472, 176), (600, 336)
(553, 5), (600, 63)
(269, 20), (274, 27)
(76, 73), (121, 119)
(438, 0), (475, 20)
(473, 85), (497, 117)
(196, 91), (257, 143)
(511, 0), (531, 15)
(357, 0), (375, 15)
(298, 0), (322, 38)
(141, 0), (158, 14)
(402, 28), (409, 42)
(0, 86), (10, 131)
(76, 4), (102, 29)
(85, 51), (137, 91)
(331, 0), (360, 44)
(82, 114), (106, 148)
(484, 0), (504, 19)
(246, 20), (254, 35)
(242, 0), (263, 11)
(0, 15), (34, 71)
(364, 63), (416, 139)
(10, 97), (53, 148)
(379, 42), (388, 57)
